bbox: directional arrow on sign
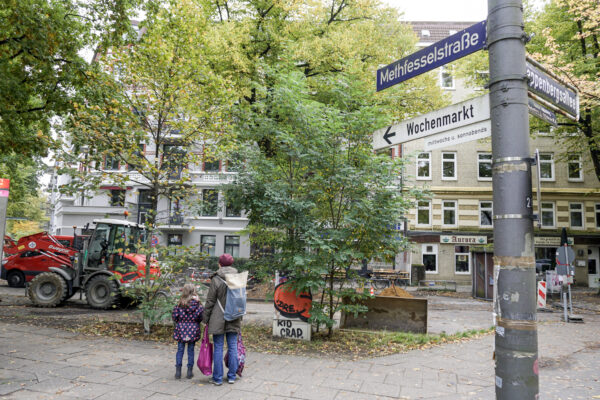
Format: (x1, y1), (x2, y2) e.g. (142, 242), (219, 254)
(383, 126), (396, 145)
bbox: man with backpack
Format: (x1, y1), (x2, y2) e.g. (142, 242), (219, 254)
(203, 253), (245, 385)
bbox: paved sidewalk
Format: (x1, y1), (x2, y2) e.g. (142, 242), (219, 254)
(1, 309), (599, 400)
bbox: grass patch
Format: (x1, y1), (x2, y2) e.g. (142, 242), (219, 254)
(74, 320), (493, 360)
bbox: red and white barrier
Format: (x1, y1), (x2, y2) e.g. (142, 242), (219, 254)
(537, 281), (547, 308)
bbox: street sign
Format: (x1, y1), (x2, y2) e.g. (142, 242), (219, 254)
(372, 93), (489, 150)
(556, 246), (575, 266)
(424, 119), (491, 151)
(377, 21), (487, 92)
(526, 59), (579, 120)
(528, 99), (557, 126)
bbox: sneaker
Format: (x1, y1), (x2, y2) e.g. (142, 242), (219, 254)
(208, 378), (222, 386)
(228, 379), (235, 384)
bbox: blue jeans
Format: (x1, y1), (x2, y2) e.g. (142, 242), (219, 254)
(175, 341), (195, 367)
(212, 332), (238, 383)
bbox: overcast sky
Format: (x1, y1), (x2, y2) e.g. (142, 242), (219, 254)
(385, 0), (548, 22)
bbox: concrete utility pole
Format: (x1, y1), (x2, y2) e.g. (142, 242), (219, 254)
(487, 0), (539, 398)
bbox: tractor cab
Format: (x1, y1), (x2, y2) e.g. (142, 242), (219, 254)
(85, 219), (146, 273)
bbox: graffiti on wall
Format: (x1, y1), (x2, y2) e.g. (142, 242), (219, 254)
(273, 283), (312, 322)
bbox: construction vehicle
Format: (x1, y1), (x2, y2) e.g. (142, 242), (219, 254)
(1, 233), (85, 288)
(22, 219), (158, 309)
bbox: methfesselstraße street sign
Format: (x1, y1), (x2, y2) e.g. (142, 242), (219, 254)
(372, 93), (489, 150)
(526, 58), (579, 120)
(377, 20), (486, 92)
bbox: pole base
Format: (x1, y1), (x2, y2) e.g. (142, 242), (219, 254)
(567, 314), (584, 323)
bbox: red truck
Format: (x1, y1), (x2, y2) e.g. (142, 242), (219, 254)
(1, 233), (81, 288)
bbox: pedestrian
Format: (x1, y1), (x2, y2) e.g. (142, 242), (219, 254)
(203, 253), (241, 385)
(172, 283), (203, 380)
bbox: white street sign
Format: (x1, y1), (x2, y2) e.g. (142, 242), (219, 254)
(424, 119), (491, 150)
(373, 93), (490, 150)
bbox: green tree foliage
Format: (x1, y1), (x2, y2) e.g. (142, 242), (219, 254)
(0, 0), (139, 159)
(225, 70), (416, 336)
(204, 0), (448, 126)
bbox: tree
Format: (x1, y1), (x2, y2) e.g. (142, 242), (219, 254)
(527, 0), (600, 181)
(0, 0), (139, 159)
(225, 70), (417, 336)
(204, 0), (448, 131)
(57, 0), (233, 332)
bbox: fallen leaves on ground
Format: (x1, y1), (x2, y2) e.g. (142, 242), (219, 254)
(74, 320), (492, 360)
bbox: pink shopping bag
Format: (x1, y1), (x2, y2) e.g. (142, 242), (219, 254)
(225, 333), (246, 377)
(197, 328), (213, 376)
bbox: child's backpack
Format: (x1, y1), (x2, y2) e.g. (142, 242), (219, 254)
(216, 271), (247, 321)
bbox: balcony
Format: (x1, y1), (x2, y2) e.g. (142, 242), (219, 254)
(155, 210), (188, 230)
(55, 205), (128, 217)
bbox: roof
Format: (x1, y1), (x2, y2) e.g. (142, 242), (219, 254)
(93, 219), (142, 228)
(408, 21), (478, 44)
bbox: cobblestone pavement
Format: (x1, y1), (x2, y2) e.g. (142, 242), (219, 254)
(1, 306), (599, 400)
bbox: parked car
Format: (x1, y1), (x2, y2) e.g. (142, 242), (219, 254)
(535, 259), (553, 276)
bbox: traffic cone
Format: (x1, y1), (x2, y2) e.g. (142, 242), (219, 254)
(370, 286), (374, 296)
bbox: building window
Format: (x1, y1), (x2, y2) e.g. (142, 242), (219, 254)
(422, 244), (438, 273)
(440, 66), (454, 89)
(417, 200), (431, 226)
(567, 155), (583, 181)
(480, 201), (493, 227)
(169, 194), (183, 224)
(596, 204), (600, 229)
(540, 202), (555, 228)
(569, 202), (584, 229)
(539, 153), (554, 181)
(478, 153), (492, 180)
(168, 234), (183, 246)
(225, 236), (240, 258)
(104, 155), (119, 171)
(442, 200), (457, 227)
(163, 145), (186, 180)
(455, 246), (470, 274)
(204, 159), (220, 172)
(201, 189), (218, 217)
(225, 197), (242, 218)
(200, 235), (216, 257)
(109, 189), (125, 207)
(441, 152), (457, 180)
(417, 152), (431, 180)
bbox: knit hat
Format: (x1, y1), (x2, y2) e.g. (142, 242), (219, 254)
(218, 253), (234, 267)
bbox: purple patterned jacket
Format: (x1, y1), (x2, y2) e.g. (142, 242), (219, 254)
(172, 299), (203, 343)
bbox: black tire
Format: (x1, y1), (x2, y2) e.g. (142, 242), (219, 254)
(86, 275), (120, 309)
(6, 270), (25, 288)
(27, 272), (68, 307)
(372, 278), (389, 289)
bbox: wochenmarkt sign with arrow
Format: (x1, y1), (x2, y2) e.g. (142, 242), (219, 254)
(372, 94), (490, 150)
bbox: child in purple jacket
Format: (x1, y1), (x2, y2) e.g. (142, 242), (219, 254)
(172, 283), (203, 379)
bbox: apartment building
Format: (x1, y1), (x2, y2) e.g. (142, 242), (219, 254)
(50, 151), (250, 259)
(400, 22), (600, 289)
